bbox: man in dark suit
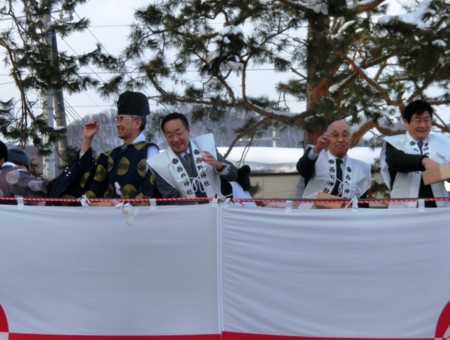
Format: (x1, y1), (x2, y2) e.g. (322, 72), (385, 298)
(296, 120), (371, 208)
(148, 113), (237, 200)
(380, 100), (450, 208)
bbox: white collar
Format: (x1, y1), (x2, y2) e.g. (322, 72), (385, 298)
(406, 131), (428, 144)
(1, 162), (16, 168)
(328, 152), (347, 165)
(132, 132), (146, 144)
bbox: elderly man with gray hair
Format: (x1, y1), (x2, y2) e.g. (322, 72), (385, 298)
(48, 91), (159, 204)
(295, 120), (371, 208)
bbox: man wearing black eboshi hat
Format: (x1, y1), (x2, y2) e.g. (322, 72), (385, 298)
(48, 91), (159, 204)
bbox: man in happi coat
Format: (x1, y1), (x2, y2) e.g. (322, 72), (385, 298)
(148, 112), (237, 201)
(48, 91), (159, 204)
(296, 120), (371, 208)
(380, 100), (450, 208)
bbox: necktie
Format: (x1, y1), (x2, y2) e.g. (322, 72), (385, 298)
(184, 153), (191, 163)
(331, 158), (343, 196)
(417, 140), (423, 154)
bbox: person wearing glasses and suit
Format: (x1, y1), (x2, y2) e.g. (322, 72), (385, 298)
(48, 91), (159, 204)
(296, 120), (371, 208)
(148, 112), (237, 200)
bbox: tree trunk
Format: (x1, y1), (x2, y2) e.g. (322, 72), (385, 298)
(302, 12), (331, 146)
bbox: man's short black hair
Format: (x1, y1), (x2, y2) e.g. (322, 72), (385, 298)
(160, 113), (190, 132)
(403, 100), (434, 123)
(0, 140), (7, 162)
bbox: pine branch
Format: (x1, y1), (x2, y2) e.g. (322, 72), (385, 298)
(214, 73), (237, 105)
(407, 63), (444, 102)
(432, 112), (450, 133)
(427, 99), (450, 106)
(351, 0), (386, 13)
(244, 100), (306, 123)
(338, 52), (399, 106)
(373, 61), (386, 82)
(276, 0), (309, 12)
(223, 117), (270, 159)
(330, 17), (344, 35)
(375, 125), (405, 136)
(433, 121), (450, 134)
(290, 67), (307, 80)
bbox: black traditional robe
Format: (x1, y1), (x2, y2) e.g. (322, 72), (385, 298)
(48, 141), (159, 204)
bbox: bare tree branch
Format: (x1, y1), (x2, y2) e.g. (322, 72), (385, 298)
(351, 0), (386, 13)
(223, 117), (270, 158)
(407, 63), (444, 102)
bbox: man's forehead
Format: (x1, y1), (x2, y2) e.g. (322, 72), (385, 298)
(329, 123), (351, 133)
(412, 111), (431, 118)
(330, 127), (350, 132)
(164, 119), (185, 132)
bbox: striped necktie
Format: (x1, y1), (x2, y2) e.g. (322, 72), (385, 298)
(417, 140), (423, 154)
(331, 158), (343, 196)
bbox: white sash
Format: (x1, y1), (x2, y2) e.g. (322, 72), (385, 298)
(320, 151), (361, 199)
(297, 147), (371, 208)
(148, 134), (222, 198)
(381, 132), (450, 208)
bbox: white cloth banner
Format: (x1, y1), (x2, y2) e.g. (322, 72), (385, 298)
(0, 204), (220, 338)
(221, 206), (450, 339)
(1, 204), (450, 340)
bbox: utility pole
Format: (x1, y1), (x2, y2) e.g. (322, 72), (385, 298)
(42, 1), (55, 179)
(52, 26), (69, 168)
(272, 126), (279, 148)
(41, 1), (71, 178)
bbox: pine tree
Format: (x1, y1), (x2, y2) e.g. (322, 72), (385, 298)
(0, 0), (98, 168)
(98, 0), (450, 147)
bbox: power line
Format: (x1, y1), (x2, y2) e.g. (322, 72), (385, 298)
(64, 105), (111, 108)
(64, 99), (113, 152)
(58, 36), (107, 83)
(90, 25), (131, 27)
(0, 68), (286, 78)
(74, 10), (112, 57)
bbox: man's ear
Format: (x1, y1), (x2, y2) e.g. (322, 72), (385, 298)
(135, 117), (143, 130)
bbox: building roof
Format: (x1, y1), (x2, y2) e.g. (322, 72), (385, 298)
(217, 146), (381, 174)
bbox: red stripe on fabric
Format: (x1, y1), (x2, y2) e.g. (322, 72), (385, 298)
(222, 332), (432, 340)
(9, 334), (220, 340)
(0, 305), (8, 332)
(436, 300), (450, 337)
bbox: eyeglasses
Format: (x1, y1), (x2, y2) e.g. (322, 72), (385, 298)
(115, 116), (137, 123)
(165, 128), (187, 141)
(411, 118), (431, 125)
(330, 132), (351, 139)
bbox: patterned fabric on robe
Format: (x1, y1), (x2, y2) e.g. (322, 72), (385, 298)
(48, 141), (159, 205)
(0, 165), (47, 205)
